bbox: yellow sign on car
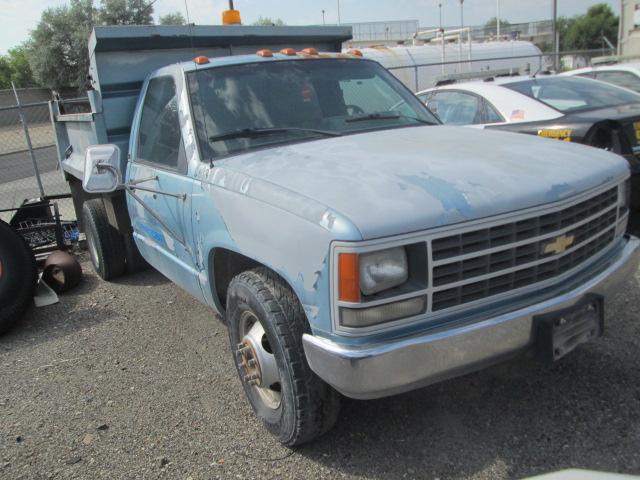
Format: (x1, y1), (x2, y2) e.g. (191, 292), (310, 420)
(633, 122), (640, 142)
(537, 129), (573, 142)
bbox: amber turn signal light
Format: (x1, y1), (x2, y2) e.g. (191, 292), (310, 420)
(338, 253), (360, 303)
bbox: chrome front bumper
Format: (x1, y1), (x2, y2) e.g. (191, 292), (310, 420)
(303, 235), (640, 400)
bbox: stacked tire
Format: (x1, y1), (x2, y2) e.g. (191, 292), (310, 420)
(0, 220), (37, 334)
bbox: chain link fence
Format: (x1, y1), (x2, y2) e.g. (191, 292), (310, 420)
(0, 87), (78, 223)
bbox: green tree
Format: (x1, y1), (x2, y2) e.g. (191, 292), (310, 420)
(558, 3), (618, 51)
(484, 16), (511, 33)
(0, 56), (12, 90)
(159, 12), (186, 25)
(252, 17), (286, 26)
(27, 0), (96, 89)
(98, 0), (154, 25)
(5, 46), (36, 88)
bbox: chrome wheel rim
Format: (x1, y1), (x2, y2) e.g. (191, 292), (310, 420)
(236, 310), (282, 410)
(86, 229), (100, 270)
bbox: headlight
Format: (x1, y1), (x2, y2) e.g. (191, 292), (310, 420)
(359, 247), (408, 296)
(340, 296), (426, 328)
(619, 179), (631, 209)
(336, 243), (427, 331)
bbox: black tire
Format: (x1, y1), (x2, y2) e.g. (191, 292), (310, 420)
(0, 221), (37, 334)
(82, 199), (126, 281)
(226, 267), (340, 446)
(122, 232), (149, 273)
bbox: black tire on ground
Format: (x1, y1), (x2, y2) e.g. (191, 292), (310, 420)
(82, 199), (126, 281)
(226, 267), (341, 446)
(0, 220), (37, 334)
(122, 232), (149, 273)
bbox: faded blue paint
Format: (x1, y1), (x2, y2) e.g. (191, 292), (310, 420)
(399, 174), (473, 220)
(546, 183), (575, 202)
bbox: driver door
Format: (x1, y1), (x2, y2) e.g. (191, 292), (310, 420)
(127, 74), (202, 300)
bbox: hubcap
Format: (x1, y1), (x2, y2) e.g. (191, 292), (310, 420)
(236, 311), (281, 410)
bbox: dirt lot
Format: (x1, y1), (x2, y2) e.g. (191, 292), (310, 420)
(1, 244), (640, 479)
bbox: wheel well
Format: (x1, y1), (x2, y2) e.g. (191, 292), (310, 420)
(585, 120), (631, 155)
(210, 248), (261, 311)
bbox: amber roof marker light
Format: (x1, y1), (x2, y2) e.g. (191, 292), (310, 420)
(300, 47), (319, 55)
(193, 56), (210, 65)
(280, 48), (297, 56)
(348, 49), (363, 57)
(256, 49), (274, 57)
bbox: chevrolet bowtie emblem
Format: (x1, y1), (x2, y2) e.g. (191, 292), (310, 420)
(543, 234), (575, 255)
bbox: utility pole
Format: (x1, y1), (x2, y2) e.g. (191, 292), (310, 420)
(460, 0), (464, 29)
(337, 0), (341, 24)
(322, 9), (325, 25)
(552, 0), (558, 71)
(496, 0), (501, 38)
(439, 2), (443, 30)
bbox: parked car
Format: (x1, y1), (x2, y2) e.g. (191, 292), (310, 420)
(52, 26), (640, 446)
(418, 75), (640, 207)
(561, 62), (640, 93)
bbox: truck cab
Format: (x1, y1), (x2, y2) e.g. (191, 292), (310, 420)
(51, 26), (640, 446)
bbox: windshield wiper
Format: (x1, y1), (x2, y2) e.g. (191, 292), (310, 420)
(208, 127), (342, 143)
(345, 113), (435, 125)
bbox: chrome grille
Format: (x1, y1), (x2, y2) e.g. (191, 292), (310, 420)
(432, 186), (619, 261)
(430, 185), (622, 313)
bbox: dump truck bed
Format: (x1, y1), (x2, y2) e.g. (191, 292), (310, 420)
(50, 24), (352, 182)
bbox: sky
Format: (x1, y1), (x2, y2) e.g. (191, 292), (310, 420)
(0, 0), (621, 54)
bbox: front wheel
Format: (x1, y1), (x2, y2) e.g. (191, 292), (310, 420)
(226, 268), (340, 446)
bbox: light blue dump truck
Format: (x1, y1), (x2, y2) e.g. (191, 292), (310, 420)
(51, 25), (640, 445)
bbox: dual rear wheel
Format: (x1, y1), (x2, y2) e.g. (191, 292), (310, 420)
(82, 199), (147, 281)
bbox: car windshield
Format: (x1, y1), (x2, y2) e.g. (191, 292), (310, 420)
(504, 76), (640, 113)
(187, 58), (438, 159)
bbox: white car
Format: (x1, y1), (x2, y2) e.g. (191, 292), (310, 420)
(418, 74), (640, 208)
(416, 76), (564, 127)
(561, 62), (640, 94)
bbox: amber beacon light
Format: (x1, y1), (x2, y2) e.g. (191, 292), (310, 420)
(222, 0), (241, 25)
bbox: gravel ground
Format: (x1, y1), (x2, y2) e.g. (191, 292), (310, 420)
(1, 234), (640, 479)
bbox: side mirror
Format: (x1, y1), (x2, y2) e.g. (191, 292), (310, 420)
(83, 144), (121, 193)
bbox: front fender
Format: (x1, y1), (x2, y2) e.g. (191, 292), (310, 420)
(191, 175), (361, 335)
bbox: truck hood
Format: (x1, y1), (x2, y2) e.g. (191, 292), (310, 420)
(214, 125), (629, 240)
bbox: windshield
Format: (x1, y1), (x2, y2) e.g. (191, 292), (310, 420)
(504, 76), (640, 113)
(187, 58), (437, 159)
